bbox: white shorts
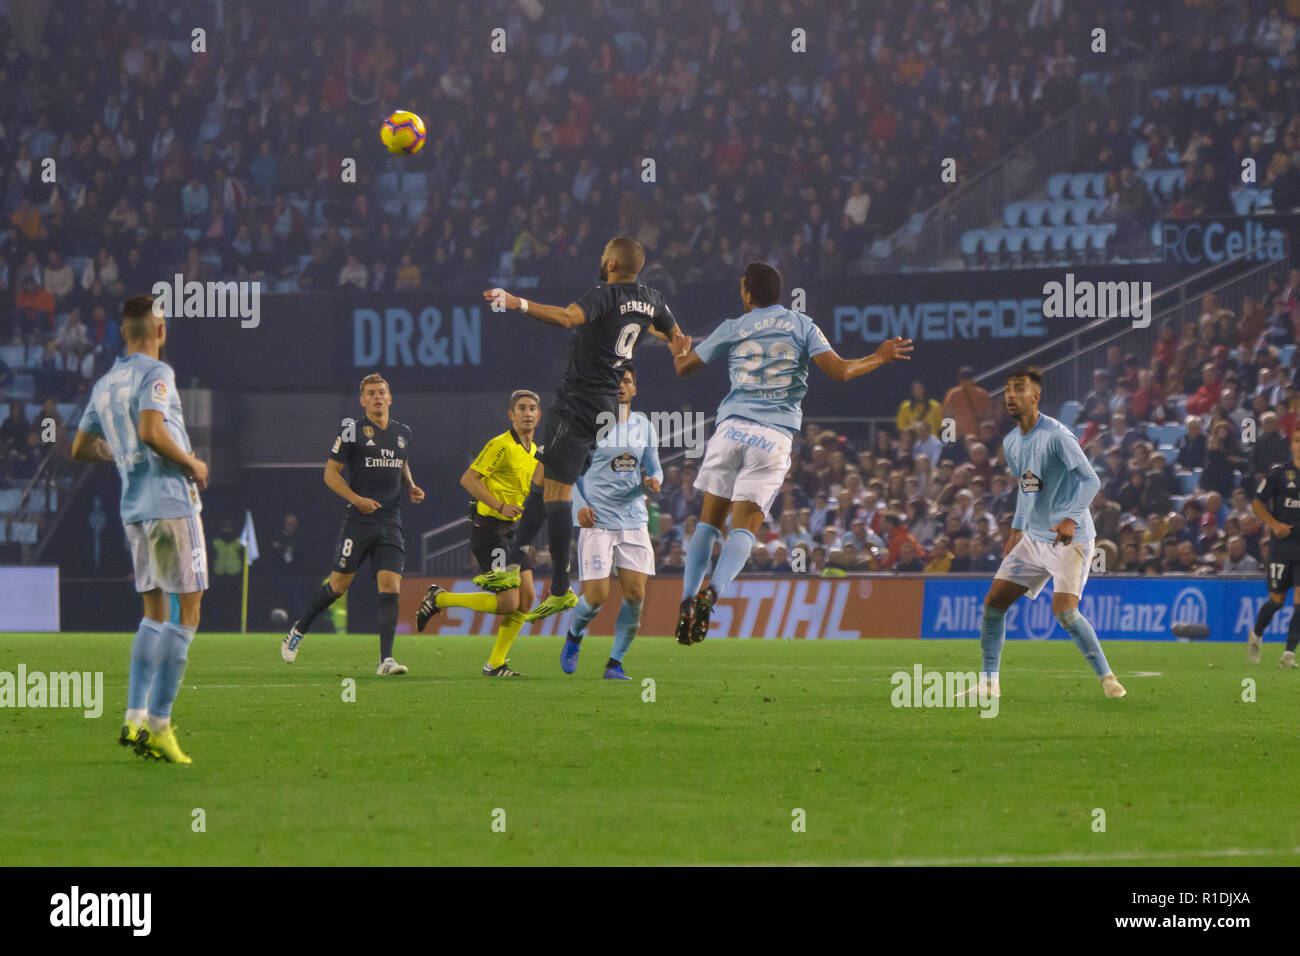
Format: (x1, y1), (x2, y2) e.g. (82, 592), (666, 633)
(125, 515), (209, 594)
(994, 535), (1093, 600)
(577, 527), (655, 580)
(693, 417), (793, 516)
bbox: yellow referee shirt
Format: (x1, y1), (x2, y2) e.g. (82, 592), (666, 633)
(470, 428), (537, 521)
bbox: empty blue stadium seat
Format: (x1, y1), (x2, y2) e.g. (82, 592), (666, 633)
(1004, 228), (1029, 258)
(0, 346), (23, 368)
(1069, 228), (1090, 255)
(1002, 202), (1025, 228)
(1022, 200), (1048, 226)
(399, 172), (428, 195)
(1232, 190), (1255, 215)
(375, 172), (399, 194)
(1088, 226), (1111, 255)
(1069, 174), (1093, 199)
(1177, 472), (1196, 494)
(1046, 201), (1070, 226)
(978, 231), (1004, 260)
(1048, 227), (1072, 258)
(1157, 169), (1184, 196)
(1280, 344), (1296, 367)
(1058, 400), (1082, 427)
(1025, 228), (1050, 258)
(1046, 173), (1071, 200)
(1138, 169), (1161, 193)
(1069, 201), (1094, 225)
(1131, 142), (1149, 167)
(405, 197), (427, 221)
(1258, 187), (1274, 209)
(380, 197), (403, 218)
(960, 230), (983, 260)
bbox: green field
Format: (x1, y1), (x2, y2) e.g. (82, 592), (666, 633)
(0, 633), (1296, 866)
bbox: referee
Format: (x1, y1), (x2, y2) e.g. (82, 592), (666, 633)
(416, 389), (540, 677)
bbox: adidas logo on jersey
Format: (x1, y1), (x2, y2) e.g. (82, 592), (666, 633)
(365, 439), (375, 446)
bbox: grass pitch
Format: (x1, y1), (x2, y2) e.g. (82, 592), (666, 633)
(0, 632), (1296, 866)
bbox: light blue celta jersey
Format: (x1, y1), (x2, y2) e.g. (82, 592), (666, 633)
(572, 410), (662, 531)
(1004, 412), (1099, 544)
(693, 304), (832, 434)
(79, 353), (201, 524)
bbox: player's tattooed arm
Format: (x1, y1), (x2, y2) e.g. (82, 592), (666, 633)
(70, 429), (114, 463)
(814, 337), (914, 382)
(137, 410), (208, 488)
(460, 466), (520, 518)
(325, 458), (379, 514)
(483, 288), (585, 329)
(402, 461), (425, 504)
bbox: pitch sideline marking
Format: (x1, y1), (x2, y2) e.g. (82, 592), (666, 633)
(715, 845), (1300, 867)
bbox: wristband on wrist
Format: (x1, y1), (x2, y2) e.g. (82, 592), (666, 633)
(518, 297), (529, 313)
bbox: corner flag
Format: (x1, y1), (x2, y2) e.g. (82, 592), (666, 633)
(239, 510), (258, 633)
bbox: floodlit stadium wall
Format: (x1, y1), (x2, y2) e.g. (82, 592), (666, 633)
(396, 575), (1275, 643)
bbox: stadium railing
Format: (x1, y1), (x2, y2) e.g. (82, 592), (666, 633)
(870, 36), (1203, 272)
(973, 238), (1291, 407)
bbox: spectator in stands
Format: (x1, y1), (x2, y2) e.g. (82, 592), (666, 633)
(894, 539), (924, 573)
(1200, 420), (1244, 497)
(941, 366), (991, 441)
(1251, 410), (1289, 475)
(1224, 535), (1260, 573)
(15, 277), (55, 343)
(665, 464), (704, 523)
(1175, 415), (1206, 470)
(895, 379), (943, 436)
(949, 535), (974, 572)
(1081, 368), (1114, 425)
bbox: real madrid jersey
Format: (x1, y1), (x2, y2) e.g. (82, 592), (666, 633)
(79, 353), (202, 524)
(1004, 412), (1099, 544)
(1255, 462), (1300, 560)
(572, 411), (662, 530)
(329, 416), (411, 525)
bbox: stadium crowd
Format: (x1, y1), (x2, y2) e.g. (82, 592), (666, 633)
(1, 0), (1208, 321)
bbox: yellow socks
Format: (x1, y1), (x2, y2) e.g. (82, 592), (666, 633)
(488, 611), (525, 669)
(437, 591), (500, 613)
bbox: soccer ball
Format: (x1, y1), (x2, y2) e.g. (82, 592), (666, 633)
(380, 110), (426, 155)
(270, 608), (289, 627)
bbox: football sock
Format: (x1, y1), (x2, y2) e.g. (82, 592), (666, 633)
(1056, 607), (1110, 677)
(569, 595), (600, 640)
(979, 605), (1007, 676)
(378, 592), (399, 660)
(683, 522), (722, 598)
(296, 583), (341, 634)
(546, 500), (573, 595)
(437, 590), (500, 613)
(488, 611), (525, 669)
(710, 528), (755, 598)
(1254, 598), (1283, 635)
(508, 484), (545, 564)
(611, 597), (642, 663)
(126, 617), (164, 716)
(147, 622), (195, 722)
(1287, 609), (1300, 653)
(606, 658), (621, 669)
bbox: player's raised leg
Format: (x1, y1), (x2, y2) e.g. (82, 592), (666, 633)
(284, 571), (351, 662)
(1248, 587), (1283, 665)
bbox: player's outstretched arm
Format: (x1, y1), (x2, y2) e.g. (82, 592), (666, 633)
(138, 409), (208, 488)
(813, 337), (913, 382)
(70, 429), (114, 463)
(671, 330), (704, 377)
(483, 288), (585, 329)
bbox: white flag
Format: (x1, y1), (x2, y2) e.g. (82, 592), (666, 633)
(239, 509), (259, 564)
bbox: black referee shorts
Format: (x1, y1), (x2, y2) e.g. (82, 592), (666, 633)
(470, 514), (533, 573)
(538, 389), (616, 485)
(331, 517), (405, 575)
